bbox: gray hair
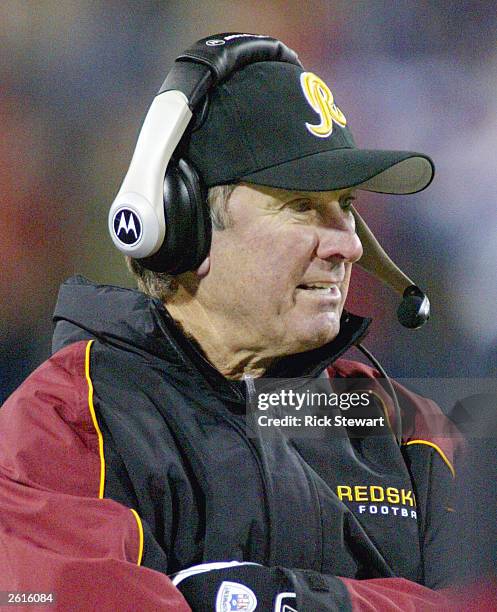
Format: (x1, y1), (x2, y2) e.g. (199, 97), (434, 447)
(126, 184), (237, 301)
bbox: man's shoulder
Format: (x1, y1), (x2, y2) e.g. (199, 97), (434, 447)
(328, 357), (462, 476)
(0, 339), (103, 495)
(3, 340), (91, 410)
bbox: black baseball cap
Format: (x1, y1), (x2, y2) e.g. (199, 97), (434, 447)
(184, 61), (434, 194)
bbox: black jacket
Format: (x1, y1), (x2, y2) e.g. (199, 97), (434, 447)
(0, 276), (459, 611)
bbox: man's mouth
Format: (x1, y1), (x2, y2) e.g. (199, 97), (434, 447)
(297, 282), (340, 295)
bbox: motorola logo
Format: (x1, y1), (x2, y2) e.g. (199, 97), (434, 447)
(113, 208), (142, 246)
(206, 39), (225, 46)
(205, 34), (269, 47)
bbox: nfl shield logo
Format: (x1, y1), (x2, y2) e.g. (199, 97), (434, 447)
(230, 593), (249, 610)
(216, 581), (257, 612)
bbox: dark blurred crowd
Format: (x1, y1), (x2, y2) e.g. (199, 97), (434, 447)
(1, 0), (496, 403)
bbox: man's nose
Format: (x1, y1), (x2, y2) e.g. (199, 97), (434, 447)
(315, 225), (363, 263)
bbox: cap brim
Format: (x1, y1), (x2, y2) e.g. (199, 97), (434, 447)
(240, 149), (434, 195)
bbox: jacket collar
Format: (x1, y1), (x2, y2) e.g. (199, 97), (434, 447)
(53, 276), (371, 403)
(158, 305), (371, 401)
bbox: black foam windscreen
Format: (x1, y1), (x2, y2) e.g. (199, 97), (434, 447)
(397, 286), (430, 329)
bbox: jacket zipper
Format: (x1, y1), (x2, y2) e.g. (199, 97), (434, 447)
(214, 373), (273, 564)
(242, 373), (256, 404)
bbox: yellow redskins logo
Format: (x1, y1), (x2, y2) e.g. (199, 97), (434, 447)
(300, 72), (347, 138)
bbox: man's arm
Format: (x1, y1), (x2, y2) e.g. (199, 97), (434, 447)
(171, 443), (457, 611)
(170, 561), (453, 611)
(171, 439), (456, 610)
(0, 342), (190, 611)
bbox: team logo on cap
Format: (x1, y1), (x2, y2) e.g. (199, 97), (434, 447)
(300, 72), (347, 138)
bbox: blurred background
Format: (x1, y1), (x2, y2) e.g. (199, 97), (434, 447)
(1, 0), (496, 403)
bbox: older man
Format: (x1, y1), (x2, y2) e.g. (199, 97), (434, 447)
(0, 35), (459, 611)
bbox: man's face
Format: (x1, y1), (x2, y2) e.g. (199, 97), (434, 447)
(193, 183), (363, 358)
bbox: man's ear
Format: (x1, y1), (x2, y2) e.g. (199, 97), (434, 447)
(196, 256), (210, 277)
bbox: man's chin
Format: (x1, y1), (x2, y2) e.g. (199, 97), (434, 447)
(293, 317), (341, 353)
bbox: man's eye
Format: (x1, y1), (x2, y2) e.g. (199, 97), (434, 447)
(291, 199), (313, 212)
(340, 195), (356, 210)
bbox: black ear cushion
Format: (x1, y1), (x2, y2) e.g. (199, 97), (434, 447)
(136, 158), (211, 274)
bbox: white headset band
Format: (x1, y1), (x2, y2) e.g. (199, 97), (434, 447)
(108, 90), (192, 258)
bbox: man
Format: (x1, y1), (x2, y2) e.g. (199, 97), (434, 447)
(0, 35), (459, 610)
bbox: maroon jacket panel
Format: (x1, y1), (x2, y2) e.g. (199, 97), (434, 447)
(341, 577), (454, 611)
(0, 340), (190, 612)
(329, 358), (462, 470)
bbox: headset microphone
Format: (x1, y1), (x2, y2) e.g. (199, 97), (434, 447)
(352, 207), (430, 329)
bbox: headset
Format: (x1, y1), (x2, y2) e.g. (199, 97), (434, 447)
(108, 32), (430, 331)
